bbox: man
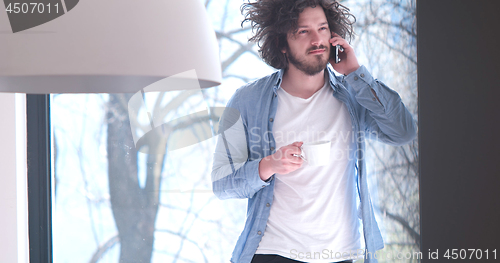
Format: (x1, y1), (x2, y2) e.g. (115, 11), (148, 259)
(211, 0), (417, 263)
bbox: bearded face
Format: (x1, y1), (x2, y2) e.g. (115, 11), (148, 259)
(283, 7), (332, 76)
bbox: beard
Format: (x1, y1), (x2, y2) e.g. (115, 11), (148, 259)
(286, 45), (330, 76)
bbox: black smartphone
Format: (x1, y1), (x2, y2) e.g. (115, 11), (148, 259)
(332, 44), (344, 64)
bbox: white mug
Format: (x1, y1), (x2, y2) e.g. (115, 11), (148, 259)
(300, 140), (331, 166)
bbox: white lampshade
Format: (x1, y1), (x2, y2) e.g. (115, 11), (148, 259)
(0, 0), (221, 93)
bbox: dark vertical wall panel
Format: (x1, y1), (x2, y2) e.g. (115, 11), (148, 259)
(418, 0), (500, 261)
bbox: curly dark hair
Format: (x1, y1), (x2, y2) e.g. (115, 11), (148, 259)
(241, 0), (355, 69)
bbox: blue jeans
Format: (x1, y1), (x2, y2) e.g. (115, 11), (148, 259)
(251, 254), (353, 263)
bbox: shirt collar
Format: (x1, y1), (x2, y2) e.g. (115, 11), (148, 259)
(272, 69), (284, 95)
(273, 64), (343, 95)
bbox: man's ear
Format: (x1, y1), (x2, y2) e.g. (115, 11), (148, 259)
(278, 38), (286, 53)
(281, 43), (288, 54)
(279, 34), (290, 54)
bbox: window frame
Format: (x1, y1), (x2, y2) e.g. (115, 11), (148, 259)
(26, 94), (52, 263)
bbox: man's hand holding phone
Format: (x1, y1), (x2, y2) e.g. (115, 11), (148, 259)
(329, 32), (360, 75)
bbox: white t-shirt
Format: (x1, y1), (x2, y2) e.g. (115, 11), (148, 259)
(255, 77), (361, 262)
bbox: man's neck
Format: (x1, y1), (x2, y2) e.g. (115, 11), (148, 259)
(280, 66), (326, 99)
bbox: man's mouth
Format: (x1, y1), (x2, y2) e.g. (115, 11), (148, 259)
(309, 49), (325, 54)
(308, 46), (328, 54)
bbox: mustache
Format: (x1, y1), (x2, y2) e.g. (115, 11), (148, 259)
(307, 45), (328, 53)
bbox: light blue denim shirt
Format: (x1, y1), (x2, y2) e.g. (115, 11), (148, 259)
(211, 65), (417, 263)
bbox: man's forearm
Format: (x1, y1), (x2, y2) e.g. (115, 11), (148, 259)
(345, 66), (417, 145)
(258, 157), (274, 181)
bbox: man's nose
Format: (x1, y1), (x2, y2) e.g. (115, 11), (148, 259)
(310, 30), (323, 46)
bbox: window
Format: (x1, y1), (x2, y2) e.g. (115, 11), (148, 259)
(28, 0), (419, 262)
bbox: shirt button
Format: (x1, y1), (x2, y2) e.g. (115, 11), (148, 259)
(372, 98), (377, 101)
(354, 76), (359, 81)
(360, 73), (365, 78)
(266, 203), (270, 207)
(269, 118), (274, 122)
(261, 185), (265, 188)
(257, 231), (262, 235)
(270, 147), (275, 151)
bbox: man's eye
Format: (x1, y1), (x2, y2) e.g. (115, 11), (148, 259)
(320, 27), (328, 31)
(299, 30), (308, 34)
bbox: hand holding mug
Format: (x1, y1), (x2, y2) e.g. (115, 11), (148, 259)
(259, 141), (304, 180)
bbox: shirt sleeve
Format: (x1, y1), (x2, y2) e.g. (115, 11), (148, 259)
(211, 91), (270, 199)
(344, 65), (417, 145)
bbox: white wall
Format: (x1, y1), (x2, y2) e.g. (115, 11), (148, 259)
(0, 93), (28, 263)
